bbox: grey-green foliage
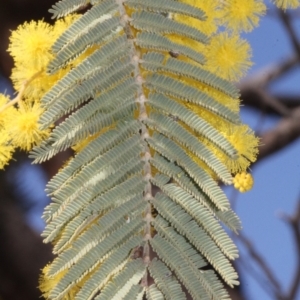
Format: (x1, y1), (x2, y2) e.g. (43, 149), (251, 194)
(32, 0), (243, 299)
(49, 0), (90, 19)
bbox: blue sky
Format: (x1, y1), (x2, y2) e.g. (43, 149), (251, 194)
(1, 3), (300, 300)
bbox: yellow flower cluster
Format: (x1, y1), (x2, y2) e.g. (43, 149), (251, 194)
(233, 172), (254, 192)
(0, 16), (81, 169)
(8, 16), (79, 100)
(220, 0), (266, 33)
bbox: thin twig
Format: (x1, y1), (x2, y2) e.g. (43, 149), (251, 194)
(0, 70), (43, 112)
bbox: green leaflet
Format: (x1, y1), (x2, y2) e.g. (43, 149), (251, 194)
(147, 285), (165, 300)
(40, 58), (135, 128)
(152, 217), (230, 299)
(148, 133), (231, 211)
(141, 51), (239, 98)
(41, 34), (130, 109)
(126, 0), (206, 20)
(120, 284), (145, 300)
(151, 175), (239, 260)
(49, 232), (143, 299)
(34, 0), (245, 299)
(131, 11), (209, 44)
(51, 0), (119, 54)
(151, 193), (238, 287)
(49, 0), (90, 19)
(150, 153), (242, 233)
(136, 32), (205, 65)
(148, 259), (187, 300)
(44, 119), (140, 195)
(75, 236), (143, 299)
(53, 191), (145, 253)
(144, 112), (233, 184)
(147, 93), (238, 159)
(43, 157), (144, 243)
(95, 259), (146, 300)
(145, 74), (240, 124)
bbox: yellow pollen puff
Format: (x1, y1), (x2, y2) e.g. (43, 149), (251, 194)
(272, 0), (300, 9)
(222, 124), (259, 173)
(8, 21), (54, 71)
(9, 15), (82, 101)
(7, 101), (50, 151)
(205, 32), (253, 82)
(233, 172), (254, 192)
(198, 123), (259, 174)
(220, 0), (266, 33)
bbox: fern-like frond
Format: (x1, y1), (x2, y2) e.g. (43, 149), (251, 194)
(51, 15), (122, 73)
(74, 236), (143, 299)
(43, 156), (144, 243)
(49, 1), (123, 72)
(32, 0), (252, 298)
(150, 234), (215, 300)
(49, 133), (142, 199)
(53, 190), (145, 254)
(48, 80), (137, 149)
(43, 171), (145, 243)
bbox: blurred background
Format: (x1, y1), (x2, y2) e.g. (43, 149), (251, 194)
(0, 1), (299, 299)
